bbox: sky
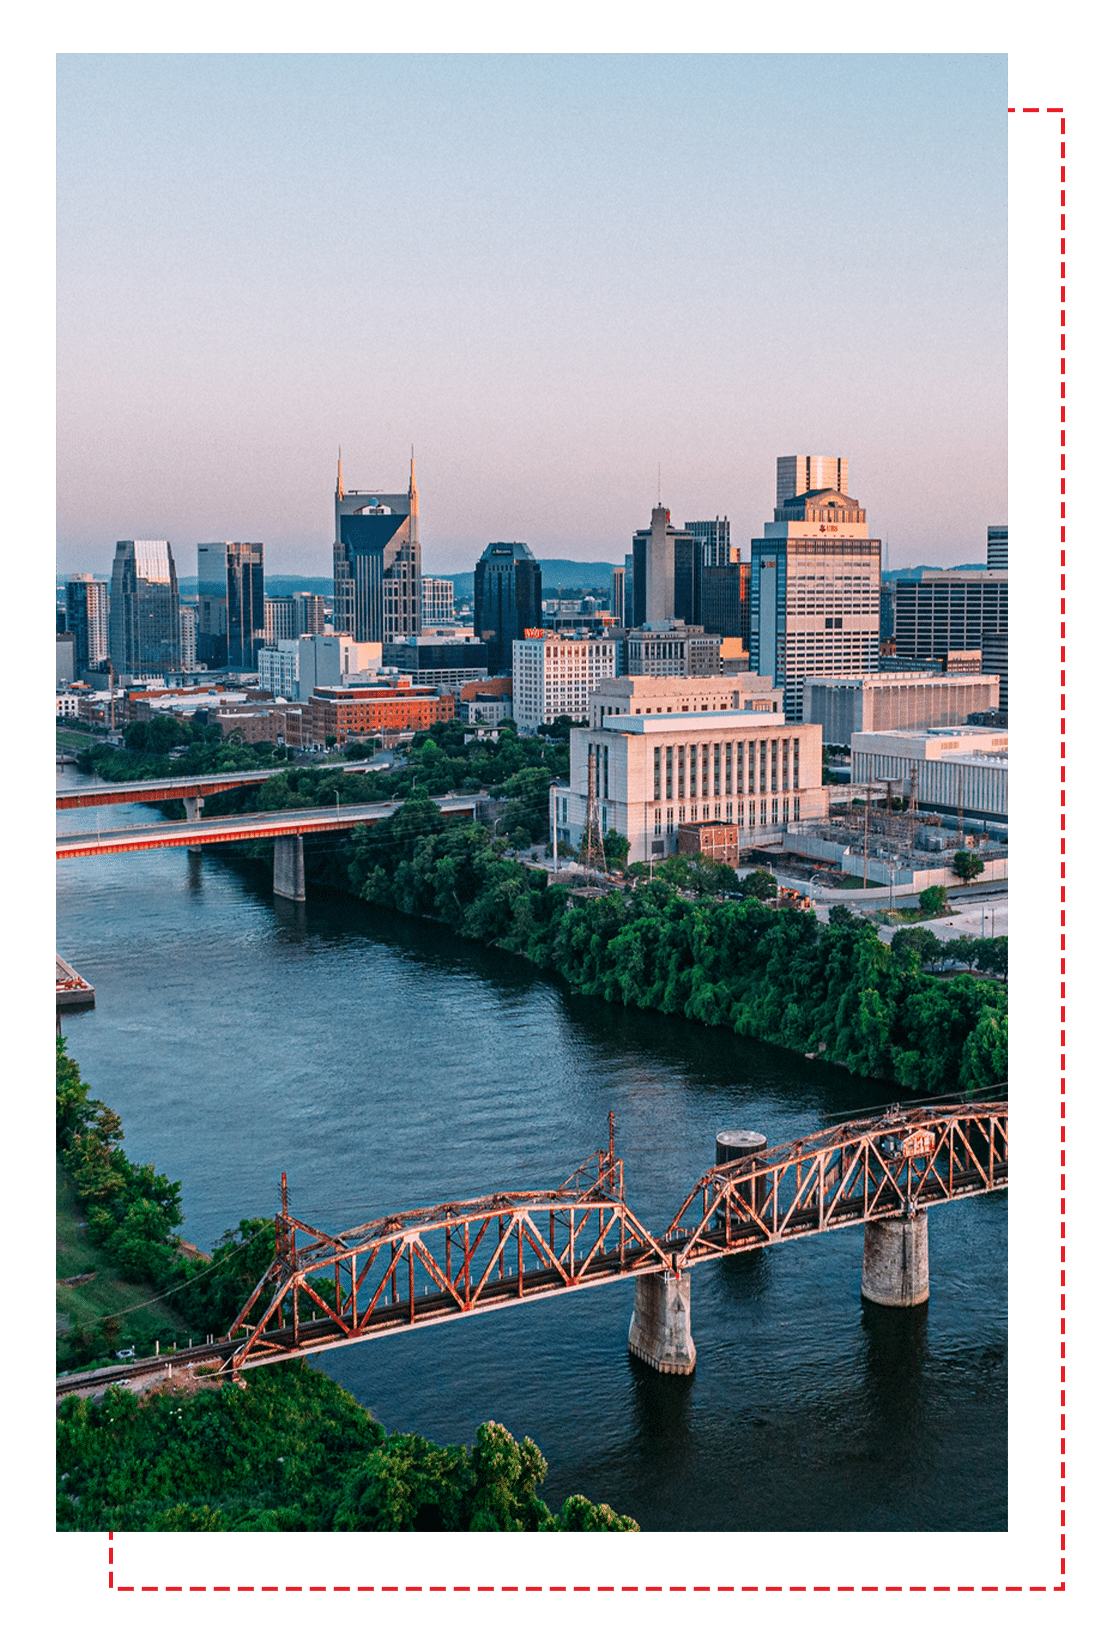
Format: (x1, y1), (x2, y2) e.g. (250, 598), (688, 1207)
(56, 53), (1007, 579)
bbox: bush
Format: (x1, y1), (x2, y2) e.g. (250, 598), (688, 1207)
(919, 885), (948, 915)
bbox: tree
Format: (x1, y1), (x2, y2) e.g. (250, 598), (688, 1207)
(739, 869), (778, 901)
(891, 926), (939, 969)
(952, 851), (985, 883)
(603, 829), (630, 869)
(920, 884), (948, 915)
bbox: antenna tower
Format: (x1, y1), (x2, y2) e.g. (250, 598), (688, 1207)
(578, 744), (607, 875)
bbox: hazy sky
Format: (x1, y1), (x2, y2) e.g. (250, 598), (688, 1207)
(57, 53), (1006, 578)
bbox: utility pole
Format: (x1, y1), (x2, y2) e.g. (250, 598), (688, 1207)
(862, 781), (870, 888)
(549, 782), (559, 876)
(578, 744), (606, 875)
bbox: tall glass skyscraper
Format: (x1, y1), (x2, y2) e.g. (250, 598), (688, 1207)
(197, 542), (265, 669)
(108, 541), (181, 675)
(473, 541), (542, 674)
(332, 453), (421, 643)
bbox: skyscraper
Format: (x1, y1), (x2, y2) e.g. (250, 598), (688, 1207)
(332, 452), (421, 643)
(108, 540), (181, 675)
(197, 542), (265, 669)
(473, 542), (542, 674)
(751, 459), (880, 718)
(65, 574), (110, 672)
(776, 455), (849, 507)
(631, 507), (699, 626)
(987, 525), (1008, 570)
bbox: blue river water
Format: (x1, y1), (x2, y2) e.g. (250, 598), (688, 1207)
(56, 770), (1006, 1530)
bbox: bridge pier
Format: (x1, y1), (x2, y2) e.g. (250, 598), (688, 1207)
(273, 834), (306, 902)
(861, 1211), (929, 1307)
(184, 794), (205, 854)
(628, 1267), (696, 1375)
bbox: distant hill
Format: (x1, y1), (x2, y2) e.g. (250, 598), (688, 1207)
(442, 560), (617, 600)
(177, 575), (334, 597)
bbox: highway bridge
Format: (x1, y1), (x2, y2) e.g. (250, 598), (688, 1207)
(56, 1099), (1007, 1397)
(55, 794), (481, 900)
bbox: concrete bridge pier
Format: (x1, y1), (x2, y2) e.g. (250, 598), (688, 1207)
(861, 1211), (929, 1307)
(273, 834), (306, 902)
(628, 1264), (696, 1375)
(184, 794), (205, 854)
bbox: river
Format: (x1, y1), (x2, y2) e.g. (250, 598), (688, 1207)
(56, 769), (1007, 1530)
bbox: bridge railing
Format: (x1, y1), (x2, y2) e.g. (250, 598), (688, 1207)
(226, 1135), (672, 1374)
(664, 1100), (1008, 1265)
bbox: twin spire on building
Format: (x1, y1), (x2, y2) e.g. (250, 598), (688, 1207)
(335, 447), (416, 503)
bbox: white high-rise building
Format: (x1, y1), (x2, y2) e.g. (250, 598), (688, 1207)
(751, 458), (880, 719)
(421, 577), (455, 624)
(179, 604), (198, 671)
(512, 633), (620, 733)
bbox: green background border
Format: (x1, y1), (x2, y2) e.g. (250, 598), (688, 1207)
(17, 6), (1091, 1628)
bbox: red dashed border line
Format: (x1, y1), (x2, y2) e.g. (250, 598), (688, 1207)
(98, 102), (1059, 1595)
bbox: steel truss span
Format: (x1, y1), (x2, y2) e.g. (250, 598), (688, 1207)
(53, 1100), (1007, 1394)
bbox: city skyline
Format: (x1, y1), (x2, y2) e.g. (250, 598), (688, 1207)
(57, 54), (1006, 577)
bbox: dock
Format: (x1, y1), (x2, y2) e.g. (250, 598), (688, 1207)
(56, 955), (95, 1010)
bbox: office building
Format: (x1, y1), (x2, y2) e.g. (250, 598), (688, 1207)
(383, 636), (490, 692)
(892, 568), (1008, 712)
(196, 542), (265, 669)
(65, 575), (110, 672)
(803, 669), (1001, 747)
(587, 673), (782, 730)
(512, 631), (620, 732)
(623, 555), (635, 628)
(685, 517), (734, 565)
(987, 525), (1008, 571)
(421, 577), (455, 625)
(699, 560), (751, 642)
(612, 565), (625, 626)
(776, 455), (849, 506)
(333, 452), (421, 643)
(631, 507), (700, 626)
(474, 541), (542, 674)
(264, 592), (325, 645)
(297, 634), (382, 700)
(307, 681), (454, 745)
(257, 642), (300, 697)
(750, 461), (881, 719)
(851, 726), (1008, 825)
(179, 604), (198, 671)
(57, 632), (75, 687)
(627, 622), (721, 677)
(554, 683), (826, 862)
(109, 540), (182, 675)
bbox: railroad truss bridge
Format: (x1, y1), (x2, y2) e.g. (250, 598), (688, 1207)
(57, 1099), (1006, 1396)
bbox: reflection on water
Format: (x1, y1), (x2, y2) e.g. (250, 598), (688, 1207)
(56, 768), (1006, 1529)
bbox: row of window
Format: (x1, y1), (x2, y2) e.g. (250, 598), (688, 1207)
(652, 738), (801, 801)
(653, 796), (800, 833)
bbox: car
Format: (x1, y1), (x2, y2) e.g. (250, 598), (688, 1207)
(115, 1347), (136, 1362)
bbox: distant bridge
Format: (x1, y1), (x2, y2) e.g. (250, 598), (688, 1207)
(55, 795), (481, 900)
(55, 763), (381, 811)
(56, 1100), (1007, 1397)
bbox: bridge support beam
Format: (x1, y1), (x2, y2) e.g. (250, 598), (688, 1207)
(861, 1212), (929, 1307)
(273, 834), (306, 902)
(628, 1268), (696, 1375)
(183, 795), (205, 822)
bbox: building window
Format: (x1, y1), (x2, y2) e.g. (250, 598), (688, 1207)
(666, 746), (674, 800)
(782, 798), (789, 823)
(793, 796), (800, 821)
(690, 744), (697, 797)
(654, 812), (661, 835)
(678, 806), (685, 824)
(793, 741), (800, 789)
(654, 747), (661, 800)
(702, 805), (709, 821)
(737, 801), (744, 824)
(726, 801), (734, 821)
(748, 801), (755, 827)
(678, 746), (685, 798)
(667, 808), (673, 830)
(772, 798), (778, 824)
(691, 805), (698, 821)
